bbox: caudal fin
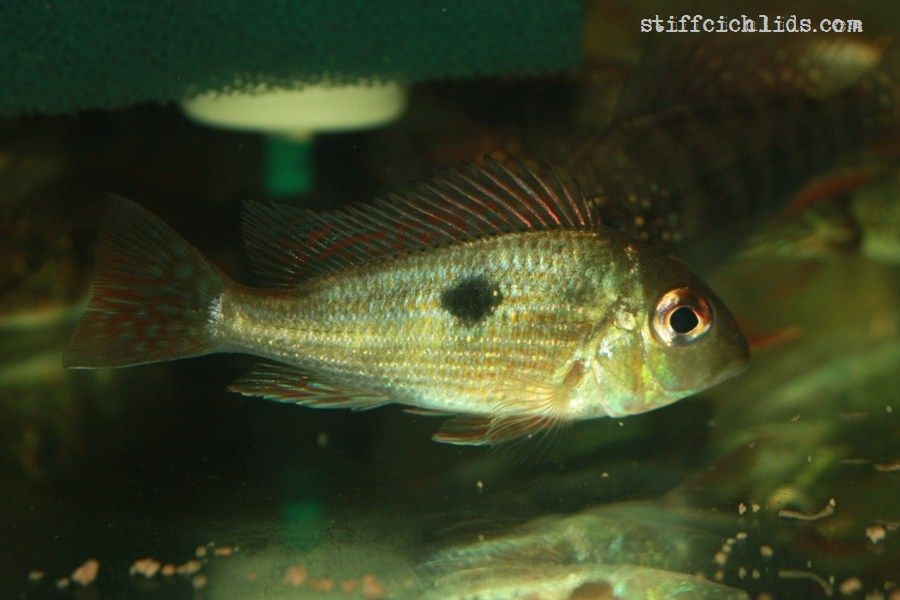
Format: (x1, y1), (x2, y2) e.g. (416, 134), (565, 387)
(65, 197), (227, 368)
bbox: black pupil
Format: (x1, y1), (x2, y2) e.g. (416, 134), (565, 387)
(670, 306), (699, 334)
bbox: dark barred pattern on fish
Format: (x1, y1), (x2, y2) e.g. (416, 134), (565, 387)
(561, 34), (897, 274)
(65, 159), (748, 445)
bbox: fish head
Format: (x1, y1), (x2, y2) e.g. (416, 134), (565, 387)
(594, 252), (749, 417)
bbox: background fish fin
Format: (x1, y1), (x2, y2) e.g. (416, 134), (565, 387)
(785, 166), (881, 216)
(228, 363), (390, 410)
(433, 414), (557, 446)
(242, 157), (597, 286)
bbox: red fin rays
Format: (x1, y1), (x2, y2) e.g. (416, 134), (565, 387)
(229, 363), (391, 410)
(65, 197), (227, 368)
(242, 157), (597, 287)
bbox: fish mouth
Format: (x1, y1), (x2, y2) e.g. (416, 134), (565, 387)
(707, 354), (750, 388)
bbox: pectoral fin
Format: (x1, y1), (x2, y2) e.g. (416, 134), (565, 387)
(433, 362), (585, 445)
(229, 363), (390, 410)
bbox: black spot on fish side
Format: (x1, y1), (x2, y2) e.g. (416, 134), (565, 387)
(441, 275), (503, 326)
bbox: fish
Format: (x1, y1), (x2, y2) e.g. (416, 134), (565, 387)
(422, 501), (731, 576)
(417, 500), (770, 598)
(554, 34), (898, 275)
(419, 563), (749, 600)
(64, 158), (748, 445)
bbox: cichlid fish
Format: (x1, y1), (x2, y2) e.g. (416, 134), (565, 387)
(65, 159), (748, 445)
(557, 34), (898, 275)
(419, 563), (749, 600)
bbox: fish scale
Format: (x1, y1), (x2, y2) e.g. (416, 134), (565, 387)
(220, 233), (609, 392)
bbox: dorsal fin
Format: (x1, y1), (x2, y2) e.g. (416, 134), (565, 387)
(243, 156), (597, 287)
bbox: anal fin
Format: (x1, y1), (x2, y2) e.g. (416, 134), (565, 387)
(433, 414), (558, 446)
(229, 363), (390, 410)
(403, 407), (458, 418)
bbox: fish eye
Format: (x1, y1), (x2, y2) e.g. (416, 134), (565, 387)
(652, 287), (712, 346)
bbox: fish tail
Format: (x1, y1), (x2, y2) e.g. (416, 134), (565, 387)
(65, 197), (227, 368)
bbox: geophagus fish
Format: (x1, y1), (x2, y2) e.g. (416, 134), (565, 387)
(65, 159), (748, 445)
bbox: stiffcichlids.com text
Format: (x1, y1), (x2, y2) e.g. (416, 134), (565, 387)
(641, 14), (863, 34)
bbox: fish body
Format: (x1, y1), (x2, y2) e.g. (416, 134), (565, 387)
(424, 505), (726, 576)
(420, 501), (757, 598)
(65, 160), (748, 445)
(419, 563), (749, 600)
(557, 34), (897, 274)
